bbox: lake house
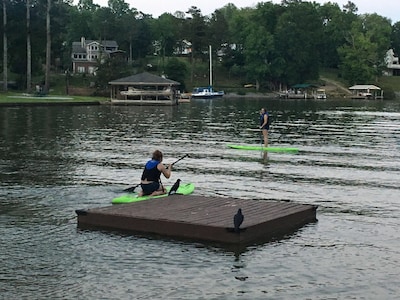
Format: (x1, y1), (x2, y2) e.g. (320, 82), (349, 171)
(71, 37), (122, 74)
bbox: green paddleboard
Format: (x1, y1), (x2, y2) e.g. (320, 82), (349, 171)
(112, 183), (195, 204)
(227, 144), (299, 153)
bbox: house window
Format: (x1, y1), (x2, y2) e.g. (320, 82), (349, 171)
(88, 66), (96, 74)
(77, 66), (85, 73)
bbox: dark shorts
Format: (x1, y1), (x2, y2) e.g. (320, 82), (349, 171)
(141, 182), (160, 196)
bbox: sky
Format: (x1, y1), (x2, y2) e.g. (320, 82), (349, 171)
(82, 0), (399, 23)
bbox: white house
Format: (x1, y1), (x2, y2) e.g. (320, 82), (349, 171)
(384, 49), (400, 76)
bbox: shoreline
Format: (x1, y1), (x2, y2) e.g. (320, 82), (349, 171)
(1, 90), (398, 106)
(224, 92), (278, 98)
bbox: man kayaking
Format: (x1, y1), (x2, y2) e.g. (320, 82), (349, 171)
(259, 107), (270, 147)
(138, 150), (172, 197)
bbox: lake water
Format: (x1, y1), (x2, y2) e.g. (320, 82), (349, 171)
(1, 98), (399, 299)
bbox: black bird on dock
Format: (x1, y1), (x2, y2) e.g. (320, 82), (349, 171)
(168, 179), (181, 195)
(233, 208), (244, 233)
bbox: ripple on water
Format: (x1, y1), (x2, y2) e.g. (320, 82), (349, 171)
(1, 100), (400, 299)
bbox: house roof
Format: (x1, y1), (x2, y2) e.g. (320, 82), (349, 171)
(72, 42), (85, 53)
(72, 40), (118, 53)
(349, 85), (381, 90)
(109, 72), (180, 86)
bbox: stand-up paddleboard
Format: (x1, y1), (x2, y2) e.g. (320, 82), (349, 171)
(227, 144), (299, 153)
(112, 183), (195, 204)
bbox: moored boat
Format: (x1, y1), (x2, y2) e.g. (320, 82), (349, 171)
(191, 45), (224, 99)
(315, 88), (327, 99)
(191, 86), (224, 99)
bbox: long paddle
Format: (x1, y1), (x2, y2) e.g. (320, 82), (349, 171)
(123, 154), (190, 193)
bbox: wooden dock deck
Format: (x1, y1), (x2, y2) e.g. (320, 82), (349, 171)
(76, 195), (317, 246)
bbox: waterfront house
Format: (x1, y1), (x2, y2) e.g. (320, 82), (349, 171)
(384, 49), (400, 76)
(71, 37), (122, 74)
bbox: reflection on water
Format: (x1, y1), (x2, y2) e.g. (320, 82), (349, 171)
(1, 98), (400, 298)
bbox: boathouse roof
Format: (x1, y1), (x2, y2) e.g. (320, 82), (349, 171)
(109, 72), (180, 86)
(349, 84), (381, 91)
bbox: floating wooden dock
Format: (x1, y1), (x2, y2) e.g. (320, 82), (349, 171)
(76, 195), (317, 246)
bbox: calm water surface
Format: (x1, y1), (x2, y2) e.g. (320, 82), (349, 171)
(1, 98), (399, 299)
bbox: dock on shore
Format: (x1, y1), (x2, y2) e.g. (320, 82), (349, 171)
(76, 195), (317, 246)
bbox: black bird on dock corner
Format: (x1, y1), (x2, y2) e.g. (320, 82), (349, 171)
(168, 179), (181, 195)
(233, 208), (244, 233)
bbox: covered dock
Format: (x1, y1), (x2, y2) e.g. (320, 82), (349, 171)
(108, 72), (180, 105)
(348, 84), (383, 99)
(279, 83), (319, 99)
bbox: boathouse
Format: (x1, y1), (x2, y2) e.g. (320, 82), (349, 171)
(76, 195), (317, 247)
(348, 84), (383, 99)
(109, 72), (180, 105)
(279, 83), (318, 99)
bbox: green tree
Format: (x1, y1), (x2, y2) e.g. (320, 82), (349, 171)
(242, 23), (275, 90)
(77, 0), (99, 12)
(108, 0), (129, 17)
(45, 0), (51, 92)
(241, 2), (284, 90)
(26, 0), (32, 92)
(275, 1), (323, 85)
(2, 0), (7, 92)
(66, 3), (96, 45)
(95, 55), (130, 90)
(224, 7), (251, 81)
(130, 16), (153, 60)
(363, 13), (392, 73)
(164, 57), (187, 91)
(391, 22), (400, 54)
(151, 13), (179, 69)
(91, 7), (116, 41)
(117, 10), (139, 63)
(338, 14), (392, 84)
(49, 1), (74, 72)
(185, 6), (207, 59)
(338, 30), (377, 84)
(342, 1), (358, 14)
(317, 2), (357, 68)
(208, 8), (230, 53)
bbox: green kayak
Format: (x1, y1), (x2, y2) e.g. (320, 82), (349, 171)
(227, 144), (299, 153)
(112, 182), (195, 204)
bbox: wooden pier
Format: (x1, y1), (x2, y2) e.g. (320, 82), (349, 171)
(76, 195), (317, 246)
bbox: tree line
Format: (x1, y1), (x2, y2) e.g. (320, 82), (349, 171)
(1, 0), (400, 93)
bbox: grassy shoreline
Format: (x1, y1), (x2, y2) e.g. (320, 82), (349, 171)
(1, 86), (398, 104)
(0, 92), (108, 104)
(0, 91), (279, 105)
